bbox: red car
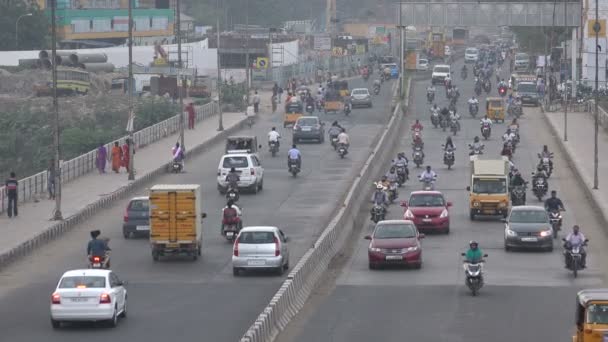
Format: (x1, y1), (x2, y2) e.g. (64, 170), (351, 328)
(402, 191), (452, 234)
(365, 220), (424, 269)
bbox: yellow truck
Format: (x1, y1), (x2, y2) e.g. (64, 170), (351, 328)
(467, 156), (510, 220)
(149, 184), (206, 261)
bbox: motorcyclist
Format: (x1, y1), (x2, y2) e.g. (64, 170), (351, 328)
(287, 144), (302, 169)
(545, 190), (565, 212)
(268, 127), (281, 148)
(440, 106), (450, 125)
(87, 230), (110, 267)
(373, 79), (381, 91)
(427, 84), (436, 94)
(464, 241), (484, 263)
(221, 200), (242, 233)
(385, 167), (399, 198)
(328, 121), (342, 142)
(533, 164), (549, 186)
(393, 152), (410, 179)
(418, 165), (437, 190)
(539, 145), (554, 170)
(305, 93), (315, 110)
(468, 96), (479, 107)
(564, 225), (587, 268)
(480, 115), (492, 132)
(444, 136), (455, 150)
(371, 183), (389, 213)
(172, 142), (184, 162)
(502, 128), (516, 144)
(411, 119), (423, 132)
(337, 128), (350, 154)
(449, 109), (461, 131)
(225, 167), (240, 190)
(469, 136), (484, 155)
(510, 169), (527, 187)
(498, 78), (507, 89)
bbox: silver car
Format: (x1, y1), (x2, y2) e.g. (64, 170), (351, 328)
(350, 88), (372, 108)
(232, 226), (290, 276)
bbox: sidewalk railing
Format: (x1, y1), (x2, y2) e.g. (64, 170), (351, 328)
(0, 101), (218, 215)
(269, 54), (368, 85)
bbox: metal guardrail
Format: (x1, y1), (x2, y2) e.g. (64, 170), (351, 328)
(269, 54), (368, 85)
(0, 102), (218, 215)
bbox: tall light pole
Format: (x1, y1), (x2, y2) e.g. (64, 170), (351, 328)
(245, 0), (250, 91)
(398, 2), (404, 99)
(563, 0), (568, 142)
(15, 13), (32, 49)
(216, 0), (224, 131)
(593, 0), (600, 189)
(176, 0), (185, 150)
(127, 0), (135, 181)
(51, 0), (62, 221)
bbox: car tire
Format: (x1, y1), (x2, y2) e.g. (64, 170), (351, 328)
(546, 245), (554, 252)
(233, 267), (239, 276)
(51, 319), (61, 329)
(444, 227), (450, 234)
(276, 265), (284, 276)
(108, 308), (118, 328)
(259, 179), (264, 190)
(369, 103), (372, 108)
(504, 244), (511, 252)
(413, 262), (422, 270)
(152, 251), (160, 261)
(252, 182), (259, 194)
(120, 296), (127, 318)
(284, 259), (289, 270)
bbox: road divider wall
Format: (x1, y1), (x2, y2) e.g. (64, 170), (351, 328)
(239, 78), (412, 342)
(0, 116), (250, 271)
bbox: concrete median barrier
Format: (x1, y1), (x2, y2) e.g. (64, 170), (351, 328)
(0, 117), (250, 271)
(239, 79), (412, 342)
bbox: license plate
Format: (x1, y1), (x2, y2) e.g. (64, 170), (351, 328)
(93, 263), (101, 267)
(226, 232), (234, 237)
(247, 259), (266, 266)
(301, 127), (311, 131)
(385, 255), (403, 260)
(521, 237), (538, 242)
(71, 297), (89, 302)
(483, 210), (496, 214)
(136, 225), (149, 231)
(422, 218), (432, 223)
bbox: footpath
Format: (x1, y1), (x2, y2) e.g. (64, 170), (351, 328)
(541, 106), (608, 229)
(0, 91), (272, 268)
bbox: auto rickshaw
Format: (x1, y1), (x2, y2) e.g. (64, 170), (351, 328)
(572, 289), (608, 342)
(485, 97), (505, 123)
(324, 84), (344, 114)
(284, 99), (303, 127)
(337, 80), (350, 98)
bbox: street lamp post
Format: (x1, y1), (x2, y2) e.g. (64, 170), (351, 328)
(127, 0), (135, 181)
(50, 0), (62, 221)
(176, 0), (185, 150)
(563, 0), (568, 142)
(15, 13), (32, 49)
(398, 2), (404, 99)
(216, 0), (224, 131)
(593, 0), (600, 189)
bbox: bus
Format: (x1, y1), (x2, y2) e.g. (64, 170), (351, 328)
(56, 68), (91, 95)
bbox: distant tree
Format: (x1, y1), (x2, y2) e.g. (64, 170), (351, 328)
(0, 1), (49, 51)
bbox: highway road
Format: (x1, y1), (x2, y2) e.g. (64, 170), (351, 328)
(278, 60), (608, 342)
(0, 77), (395, 341)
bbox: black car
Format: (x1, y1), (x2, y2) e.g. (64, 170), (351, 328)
(123, 196), (150, 238)
(503, 206), (553, 251)
(292, 116), (325, 143)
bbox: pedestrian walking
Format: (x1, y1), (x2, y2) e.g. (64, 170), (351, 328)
(111, 141), (122, 173)
(271, 94), (278, 113)
(47, 159), (56, 200)
(122, 138), (132, 173)
(272, 82), (279, 97)
(5, 171), (18, 218)
(253, 91), (261, 114)
(278, 86), (283, 103)
(186, 102), (196, 130)
(96, 143), (107, 173)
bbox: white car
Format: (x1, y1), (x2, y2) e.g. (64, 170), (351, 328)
(350, 88), (372, 107)
(465, 47), (479, 63)
(417, 59), (429, 71)
(50, 269), (127, 328)
(232, 226), (290, 276)
(217, 153), (264, 193)
(432, 64), (451, 85)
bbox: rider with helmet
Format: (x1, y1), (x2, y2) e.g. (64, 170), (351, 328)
(464, 241), (484, 263)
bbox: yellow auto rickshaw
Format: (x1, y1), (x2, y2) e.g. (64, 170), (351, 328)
(324, 85), (344, 114)
(572, 289), (608, 342)
(338, 80), (350, 98)
(284, 99), (303, 127)
(486, 97), (505, 123)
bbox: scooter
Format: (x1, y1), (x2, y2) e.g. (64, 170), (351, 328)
(413, 147), (424, 168)
(431, 111), (440, 128)
(419, 176), (436, 190)
(427, 91), (435, 104)
(396, 165), (408, 186)
(511, 185), (527, 206)
(538, 153), (554, 178)
(387, 182), (398, 203)
(461, 253), (488, 296)
(337, 143), (348, 159)
(171, 160), (183, 173)
(289, 159), (300, 177)
(531, 174), (548, 201)
(443, 147), (455, 170)
(481, 124), (491, 140)
(226, 186), (239, 202)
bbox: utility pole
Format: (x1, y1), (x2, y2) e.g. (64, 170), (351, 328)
(176, 0), (185, 149)
(398, 2), (404, 99)
(217, 0), (224, 131)
(563, 0), (568, 142)
(127, 0), (135, 181)
(593, 0), (599, 189)
(245, 0), (250, 91)
(51, 0), (62, 221)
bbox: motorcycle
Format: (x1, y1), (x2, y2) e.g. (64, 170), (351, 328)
(413, 146), (424, 168)
(88, 255), (109, 269)
(531, 175), (548, 201)
(509, 103), (523, 118)
(330, 135), (339, 150)
(419, 176), (436, 190)
(427, 91), (435, 104)
(481, 123), (491, 140)
(306, 104), (314, 114)
(337, 143), (348, 158)
(483, 80), (492, 94)
(412, 129), (424, 148)
(269, 141), (279, 157)
(511, 185), (526, 206)
(461, 253), (488, 296)
(549, 210), (563, 239)
(538, 153), (554, 178)
(468, 143), (485, 156)
(395, 165), (408, 186)
(344, 103), (351, 116)
(440, 115), (449, 132)
(226, 186), (239, 202)
(450, 118), (460, 136)
(221, 209), (242, 242)
(316, 99), (324, 112)
(498, 85), (507, 97)
(387, 182), (398, 203)
(370, 203), (385, 223)
(171, 160), (183, 173)
(443, 147), (455, 170)
(469, 103), (479, 117)
(430, 111), (440, 128)
(563, 239), (589, 278)
(288, 159), (300, 177)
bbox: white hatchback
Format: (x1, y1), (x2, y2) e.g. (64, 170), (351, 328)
(50, 269), (127, 328)
(217, 153), (264, 193)
(232, 226), (290, 276)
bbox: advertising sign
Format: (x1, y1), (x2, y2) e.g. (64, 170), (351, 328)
(314, 36), (332, 50)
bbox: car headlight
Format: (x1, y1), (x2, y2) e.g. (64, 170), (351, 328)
(506, 228), (517, 237)
(369, 247), (382, 252)
(406, 245), (419, 252)
(439, 209), (448, 218)
(473, 202), (480, 207)
(539, 229), (552, 237)
(404, 209), (414, 219)
(498, 201), (507, 208)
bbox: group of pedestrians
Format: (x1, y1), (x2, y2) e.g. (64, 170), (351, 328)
(95, 138), (134, 174)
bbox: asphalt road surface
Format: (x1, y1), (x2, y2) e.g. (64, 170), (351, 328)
(0, 77), (396, 342)
(278, 60), (608, 342)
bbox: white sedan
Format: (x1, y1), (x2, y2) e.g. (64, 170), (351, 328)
(50, 269), (127, 328)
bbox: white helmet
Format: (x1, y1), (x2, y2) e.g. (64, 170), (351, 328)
(376, 183), (384, 190)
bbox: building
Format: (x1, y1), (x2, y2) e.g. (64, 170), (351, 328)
(581, 0), (608, 84)
(36, 0), (175, 47)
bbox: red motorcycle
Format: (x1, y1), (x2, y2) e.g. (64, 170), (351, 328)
(498, 85), (507, 97)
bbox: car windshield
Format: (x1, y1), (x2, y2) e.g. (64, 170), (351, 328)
(419, 59), (428, 64)
(222, 156), (249, 168)
(238, 231), (275, 244)
(409, 194), (445, 207)
(466, 48), (478, 54)
(509, 210), (548, 223)
(515, 54), (528, 61)
(472, 178), (507, 194)
(587, 304), (608, 324)
(59, 276), (106, 288)
(434, 67), (450, 73)
(518, 83), (537, 92)
(374, 224), (417, 239)
(352, 89), (369, 95)
(129, 199), (149, 211)
(489, 100), (502, 107)
(297, 118), (318, 126)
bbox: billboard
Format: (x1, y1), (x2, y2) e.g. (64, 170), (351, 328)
(314, 36), (332, 50)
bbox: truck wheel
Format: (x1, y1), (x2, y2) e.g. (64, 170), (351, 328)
(197, 246), (202, 256)
(469, 210), (475, 221)
(192, 253), (198, 261)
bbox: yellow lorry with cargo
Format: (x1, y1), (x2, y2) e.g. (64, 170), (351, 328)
(467, 156), (510, 220)
(149, 184), (206, 261)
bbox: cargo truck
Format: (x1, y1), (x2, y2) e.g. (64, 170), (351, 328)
(149, 184), (206, 261)
(466, 156), (510, 220)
